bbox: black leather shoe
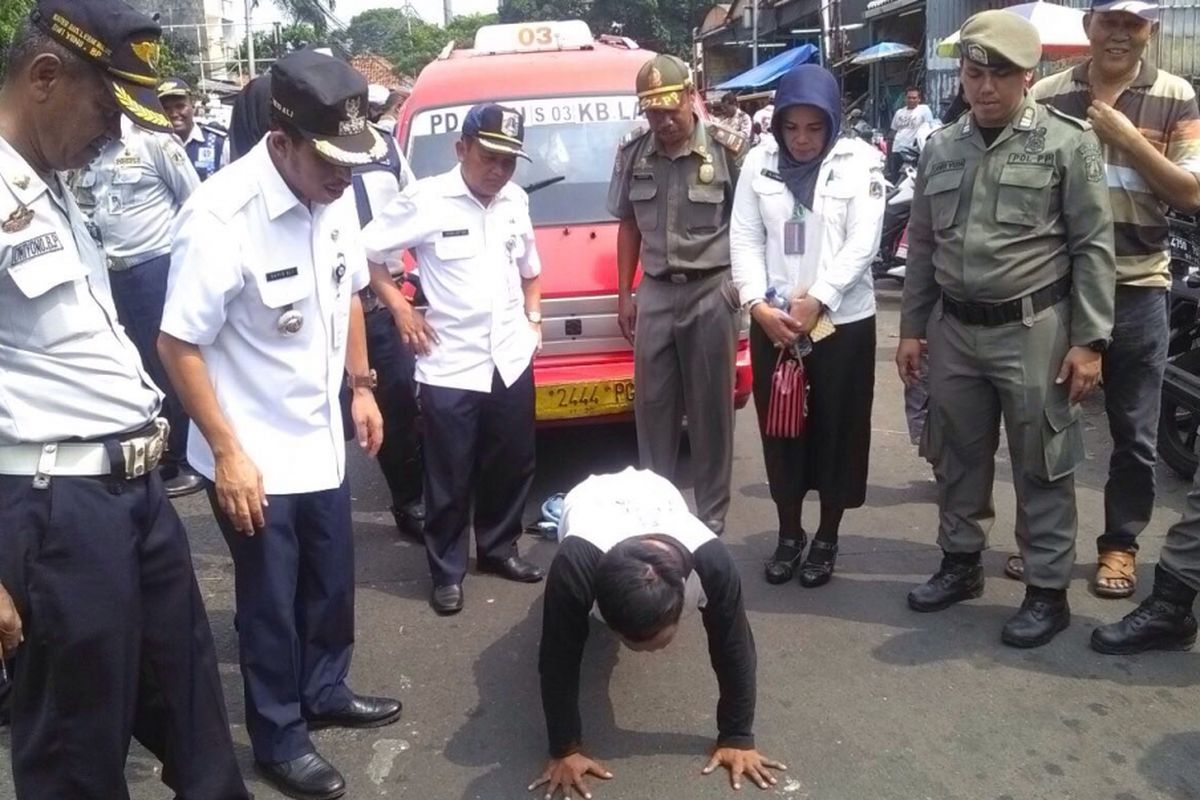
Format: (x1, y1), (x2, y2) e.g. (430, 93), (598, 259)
(477, 555), (545, 583)
(908, 558), (984, 612)
(764, 533), (807, 585)
(1091, 597), (1198, 655)
(256, 752), (345, 800)
(309, 694), (402, 730)
(163, 466), (205, 498)
(390, 501), (425, 541)
(1001, 588), (1070, 648)
(798, 540), (838, 588)
(431, 584), (463, 615)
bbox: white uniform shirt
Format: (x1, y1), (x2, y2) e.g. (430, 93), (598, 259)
(75, 116), (199, 262)
(0, 136), (161, 444)
(891, 103), (936, 151)
(730, 137), (885, 324)
(354, 129), (416, 277)
(362, 167), (541, 392)
(161, 140), (369, 495)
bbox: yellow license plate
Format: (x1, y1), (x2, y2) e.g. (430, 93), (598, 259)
(536, 379), (636, 421)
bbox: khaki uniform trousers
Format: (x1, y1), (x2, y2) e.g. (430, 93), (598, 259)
(633, 270), (739, 527)
(923, 298), (1084, 589)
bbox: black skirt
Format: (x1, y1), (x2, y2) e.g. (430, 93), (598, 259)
(750, 315), (876, 510)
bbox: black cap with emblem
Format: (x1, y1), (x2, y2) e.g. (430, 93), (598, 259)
(156, 76), (191, 98)
(29, 0), (172, 133)
(270, 48), (387, 167)
(462, 103), (531, 162)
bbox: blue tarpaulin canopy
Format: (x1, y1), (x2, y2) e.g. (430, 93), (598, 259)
(713, 44), (820, 92)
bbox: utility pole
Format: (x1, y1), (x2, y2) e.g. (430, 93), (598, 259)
(751, 0), (759, 67)
(444, 0), (453, 25)
(244, 0), (256, 78)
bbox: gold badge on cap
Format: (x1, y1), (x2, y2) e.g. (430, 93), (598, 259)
(2, 205), (33, 233)
(648, 67), (663, 90)
(130, 41), (161, 72)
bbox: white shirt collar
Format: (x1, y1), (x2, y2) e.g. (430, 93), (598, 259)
(0, 134), (50, 208)
(184, 124), (206, 145)
(437, 166), (519, 207)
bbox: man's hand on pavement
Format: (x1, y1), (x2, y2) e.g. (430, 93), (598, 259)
(529, 753), (613, 800)
(701, 747), (787, 791)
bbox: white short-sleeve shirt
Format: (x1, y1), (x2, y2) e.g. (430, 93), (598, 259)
(362, 167), (541, 393)
(0, 136), (162, 444)
(161, 139), (369, 495)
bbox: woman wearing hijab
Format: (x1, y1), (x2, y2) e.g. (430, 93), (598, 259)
(730, 64), (886, 588)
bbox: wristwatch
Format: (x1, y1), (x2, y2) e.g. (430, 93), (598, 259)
(1086, 339), (1110, 354)
(346, 369), (378, 390)
(526, 310), (543, 324)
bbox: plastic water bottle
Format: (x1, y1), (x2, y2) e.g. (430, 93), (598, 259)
(765, 287), (813, 359)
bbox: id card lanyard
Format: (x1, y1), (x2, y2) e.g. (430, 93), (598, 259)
(783, 200), (807, 256)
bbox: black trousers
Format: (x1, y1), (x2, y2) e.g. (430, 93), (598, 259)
(209, 483), (355, 764)
(0, 472), (248, 800)
(420, 365), (536, 586)
(364, 306), (424, 508)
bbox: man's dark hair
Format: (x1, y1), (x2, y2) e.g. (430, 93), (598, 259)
(594, 538), (687, 642)
(906, 86), (922, 97)
(3, 18), (88, 83)
(269, 108), (305, 143)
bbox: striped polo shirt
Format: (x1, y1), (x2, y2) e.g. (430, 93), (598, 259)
(1031, 61), (1200, 288)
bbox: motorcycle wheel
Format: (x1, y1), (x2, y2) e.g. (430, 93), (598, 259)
(1158, 347), (1200, 480)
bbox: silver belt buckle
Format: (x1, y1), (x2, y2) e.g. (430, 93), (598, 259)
(123, 419), (168, 479)
(669, 273), (687, 284)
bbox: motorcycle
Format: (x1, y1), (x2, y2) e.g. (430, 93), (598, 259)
(1155, 210), (1200, 479)
(872, 144), (920, 282)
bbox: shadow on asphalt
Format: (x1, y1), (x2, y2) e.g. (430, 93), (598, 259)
(445, 600), (712, 800)
(1138, 730), (1200, 799)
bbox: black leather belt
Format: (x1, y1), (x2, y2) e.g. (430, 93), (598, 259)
(643, 265), (729, 284)
(942, 275), (1071, 327)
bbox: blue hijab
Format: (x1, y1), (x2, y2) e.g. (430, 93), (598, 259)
(771, 64), (843, 209)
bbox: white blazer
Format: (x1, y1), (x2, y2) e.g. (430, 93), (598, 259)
(730, 136), (885, 325)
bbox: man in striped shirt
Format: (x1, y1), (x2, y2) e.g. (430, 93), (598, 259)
(1023, 0), (1200, 600)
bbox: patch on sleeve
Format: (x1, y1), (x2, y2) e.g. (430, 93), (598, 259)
(869, 177), (884, 199)
(709, 123), (747, 156)
(1080, 141), (1105, 183)
(11, 232), (63, 266)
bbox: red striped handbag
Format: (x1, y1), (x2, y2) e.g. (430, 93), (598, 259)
(765, 349), (808, 438)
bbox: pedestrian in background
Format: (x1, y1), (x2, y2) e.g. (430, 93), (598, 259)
(731, 63), (885, 588)
(159, 49), (401, 800)
(888, 86), (935, 179)
(609, 54), (748, 536)
(898, 11), (1116, 648)
(72, 107), (203, 497)
(0, 1), (249, 796)
(364, 103), (546, 616)
(352, 83), (426, 541)
(157, 77), (229, 181)
(1009, 0), (1200, 598)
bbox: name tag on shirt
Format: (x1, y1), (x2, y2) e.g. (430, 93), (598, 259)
(266, 267), (299, 282)
(761, 169), (784, 182)
(197, 147), (215, 167)
(441, 229), (469, 238)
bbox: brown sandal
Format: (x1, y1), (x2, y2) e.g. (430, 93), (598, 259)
(1094, 550), (1137, 599)
(1004, 554), (1024, 581)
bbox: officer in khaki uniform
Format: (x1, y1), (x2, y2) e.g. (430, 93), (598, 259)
(897, 11), (1116, 648)
(608, 54), (747, 534)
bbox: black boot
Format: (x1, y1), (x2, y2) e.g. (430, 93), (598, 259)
(1091, 565), (1198, 655)
(764, 533), (807, 585)
(1001, 586), (1070, 648)
(907, 552), (983, 612)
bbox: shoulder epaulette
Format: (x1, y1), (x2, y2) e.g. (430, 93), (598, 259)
(707, 121), (748, 156)
(199, 122), (228, 136)
(619, 125), (650, 149)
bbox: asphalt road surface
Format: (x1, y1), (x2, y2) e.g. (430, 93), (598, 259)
(2, 286), (1198, 800)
